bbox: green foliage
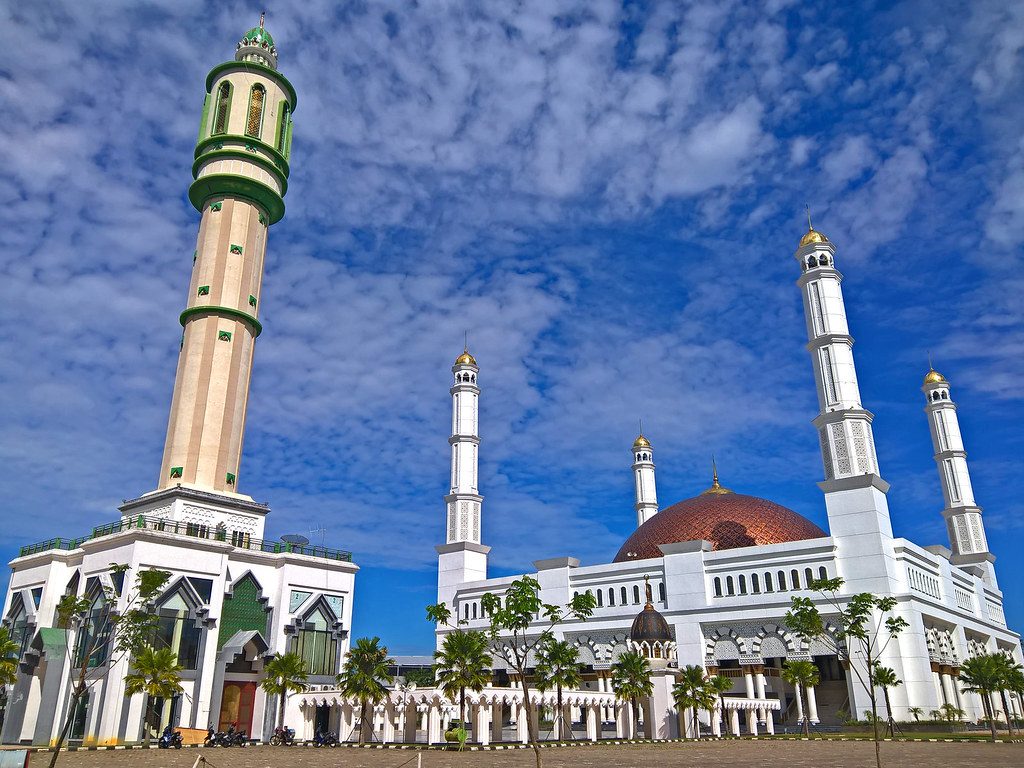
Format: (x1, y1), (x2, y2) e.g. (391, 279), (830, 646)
(535, 638), (583, 739)
(402, 666), (436, 687)
(261, 652), (309, 730)
(781, 660), (820, 737)
(959, 653), (1004, 741)
(0, 626), (19, 687)
(671, 665), (720, 739)
(124, 645), (184, 743)
(337, 636), (393, 744)
(610, 649), (653, 736)
(433, 630), (492, 726)
(907, 706), (923, 722)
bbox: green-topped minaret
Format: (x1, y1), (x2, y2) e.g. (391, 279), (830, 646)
(159, 14), (295, 494)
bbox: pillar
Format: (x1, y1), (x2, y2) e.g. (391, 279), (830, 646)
(755, 667), (767, 724)
(427, 704), (441, 745)
(491, 702), (503, 743)
(940, 673), (956, 710)
(711, 706), (722, 737)
(586, 704), (599, 741)
(475, 702), (490, 745)
(729, 708), (740, 737)
(515, 702), (529, 744)
(382, 703), (395, 744)
(616, 702), (631, 739)
(765, 709), (775, 735)
(794, 685), (805, 725)
(744, 667), (755, 699)
(746, 709), (758, 736)
(403, 704), (418, 743)
(806, 686), (819, 724)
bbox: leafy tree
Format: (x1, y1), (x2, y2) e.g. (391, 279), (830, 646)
(959, 653), (1003, 742)
(535, 638), (582, 740)
(992, 653), (1023, 737)
(609, 650), (653, 739)
(336, 636), (393, 744)
(785, 577), (907, 768)
(49, 565), (171, 768)
(261, 652), (309, 734)
(433, 630), (492, 741)
(402, 666), (436, 687)
(0, 626), (19, 729)
(671, 665), (717, 739)
(428, 576), (595, 768)
(1004, 665), (1024, 731)
(123, 645), (183, 744)
(907, 706), (923, 723)
(870, 664), (902, 730)
(939, 703), (965, 732)
(780, 660), (820, 737)
(706, 674), (732, 735)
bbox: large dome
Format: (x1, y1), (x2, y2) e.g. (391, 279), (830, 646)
(614, 483), (826, 562)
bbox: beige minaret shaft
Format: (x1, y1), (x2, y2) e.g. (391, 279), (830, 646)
(159, 200), (267, 493)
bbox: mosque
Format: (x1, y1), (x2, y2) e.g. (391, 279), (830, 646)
(2, 21), (356, 746)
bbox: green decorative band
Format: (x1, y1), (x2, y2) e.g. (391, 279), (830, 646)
(179, 305), (263, 337)
(194, 135), (290, 178)
(169, 467), (183, 479)
(229, 243), (243, 254)
(226, 472), (236, 485)
(209, 201), (223, 211)
(191, 148), (289, 194)
(218, 330), (232, 341)
(205, 60), (297, 112)
(188, 174), (285, 224)
(197, 285), (210, 296)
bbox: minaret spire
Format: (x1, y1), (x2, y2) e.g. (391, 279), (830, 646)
(445, 347), (483, 543)
(632, 429), (658, 527)
(921, 367), (996, 585)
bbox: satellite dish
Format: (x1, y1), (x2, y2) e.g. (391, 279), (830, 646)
(281, 534), (310, 546)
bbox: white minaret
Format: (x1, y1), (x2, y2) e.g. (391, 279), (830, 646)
(795, 217), (898, 594)
(632, 433), (658, 527)
(436, 348), (489, 625)
(922, 368), (996, 585)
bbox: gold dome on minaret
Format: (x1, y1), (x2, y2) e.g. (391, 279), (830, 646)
(455, 349), (477, 366)
(633, 434), (651, 449)
(924, 369), (946, 385)
(799, 228), (829, 247)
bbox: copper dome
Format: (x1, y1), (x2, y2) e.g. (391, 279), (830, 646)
(614, 488), (826, 562)
(630, 603), (673, 643)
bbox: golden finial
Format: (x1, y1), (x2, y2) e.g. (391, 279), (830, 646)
(923, 350), (946, 385)
(799, 205), (829, 247)
(259, 11), (266, 30)
(644, 574), (653, 605)
(702, 456), (733, 495)
(806, 203), (812, 232)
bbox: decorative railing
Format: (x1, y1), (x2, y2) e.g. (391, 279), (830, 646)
(19, 514), (352, 562)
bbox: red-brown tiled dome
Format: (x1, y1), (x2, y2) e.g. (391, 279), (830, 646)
(614, 487), (826, 562)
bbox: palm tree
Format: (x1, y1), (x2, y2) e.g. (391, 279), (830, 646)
(959, 654), (1002, 742)
(0, 626), (19, 686)
(908, 706), (923, 723)
(123, 645), (183, 745)
(610, 650), (652, 738)
(870, 664), (902, 728)
(671, 666), (716, 739)
(992, 654), (1023, 736)
(337, 637), (393, 744)
(707, 674), (733, 734)
(535, 639), (582, 740)
(780, 660), (820, 737)
(261, 652), (309, 734)
(433, 630), (491, 741)
(1006, 667), (1024, 732)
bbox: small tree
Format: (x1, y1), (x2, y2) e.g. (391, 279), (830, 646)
(123, 645), (183, 744)
(992, 654), (1023, 737)
(535, 638), (582, 740)
(609, 650), (653, 738)
(672, 665), (716, 739)
(907, 706), (923, 723)
(780, 660), (819, 736)
(261, 652), (309, 734)
(49, 565), (171, 768)
(870, 663), (901, 731)
(429, 576), (595, 768)
(336, 636), (393, 744)
(433, 630), (491, 741)
(785, 577), (907, 768)
(940, 703), (965, 732)
(706, 674), (732, 735)
(959, 654), (1002, 742)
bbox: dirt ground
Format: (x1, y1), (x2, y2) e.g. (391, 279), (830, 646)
(34, 739), (1024, 768)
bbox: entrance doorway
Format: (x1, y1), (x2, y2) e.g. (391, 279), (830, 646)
(219, 682), (256, 734)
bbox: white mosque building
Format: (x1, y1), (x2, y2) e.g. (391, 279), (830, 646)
(428, 224), (1022, 738)
(1, 21), (356, 747)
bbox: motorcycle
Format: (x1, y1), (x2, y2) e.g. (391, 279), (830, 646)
(227, 725), (249, 747)
(313, 729), (339, 748)
(269, 726), (296, 746)
(158, 726), (183, 749)
(204, 726), (233, 747)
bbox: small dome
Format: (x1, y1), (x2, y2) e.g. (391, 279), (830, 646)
(799, 228), (829, 247)
(455, 350), (477, 366)
(630, 602), (673, 644)
(241, 26), (275, 48)
(924, 369), (946, 385)
(633, 434), (651, 449)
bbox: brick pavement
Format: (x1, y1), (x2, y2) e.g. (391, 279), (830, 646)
(40, 741), (1024, 768)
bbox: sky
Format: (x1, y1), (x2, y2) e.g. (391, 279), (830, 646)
(1, 0), (1022, 654)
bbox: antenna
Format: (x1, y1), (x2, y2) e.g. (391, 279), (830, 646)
(927, 350), (933, 371)
(806, 204), (812, 231)
(259, 11), (266, 30)
(309, 525), (327, 548)
(464, 330), (469, 352)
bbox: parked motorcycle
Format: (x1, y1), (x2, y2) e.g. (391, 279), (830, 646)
(226, 724), (249, 747)
(269, 726), (296, 746)
(158, 726), (183, 749)
(313, 729), (339, 748)
(204, 726), (233, 747)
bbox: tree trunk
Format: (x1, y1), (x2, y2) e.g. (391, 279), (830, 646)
(360, 700), (371, 744)
(142, 697), (152, 746)
(556, 684), (563, 741)
(633, 697), (641, 739)
(693, 705), (701, 740)
(803, 686), (810, 737)
(460, 685), (466, 735)
(516, 670), (541, 768)
(983, 692), (997, 742)
(883, 687), (892, 735)
(278, 681), (287, 732)
(999, 689), (1013, 736)
(869, 688), (881, 768)
(49, 674), (87, 768)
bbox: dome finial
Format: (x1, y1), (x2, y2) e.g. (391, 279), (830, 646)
(799, 206), (829, 247)
(702, 456), (733, 495)
(644, 574), (653, 605)
(260, 10), (266, 31)
(454, 338), (477, 367)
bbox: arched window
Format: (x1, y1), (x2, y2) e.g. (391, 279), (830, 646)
(596, 590), (603, 607)
(291, 604), (339, 676)
(621, 586), (628, 605)
(213, 81), (232, 135)
(819, 566), (827, 580)
(464, 603), (469, 620)
(246, 84), (266, 139)
(726, 576), (734, 596)
(5, 596), (32, 661)
(633, 585), (641, 604)
(218, 574), (268, 650)
(714, 578), (722, 597)
(764, 572), (774, 592)
(471, 603), (477, 619)
(791, 569), (800, 590)
(573, 591), (579, 599)
(276, 102), (290, 153)
(752, 573), (760, 593)
(154, 587), (202, 670)
(777, 570), (787, 591)
(805, 568), (814, 587)
(608, 588), (615, 606)
(75, 587), (112, 668)
(738, 575), (747, 595)
(658, 582), (666, 602)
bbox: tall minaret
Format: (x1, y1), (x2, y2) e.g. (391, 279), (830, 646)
(436, 348), (489, 625)
(632, 433), (658, 527)
(158, 17), (294, 495)
(795, 217), (897, 593)
(922, 368), (996, 585)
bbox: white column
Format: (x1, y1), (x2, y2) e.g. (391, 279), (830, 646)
(476, 702), (490, 745)
(794, 684), (805, 725)
(445, 351), (483, 544)
(586, 704), (599, 741)
(765, 709), (775, 735)
(516, 702), (530, 744)
(729, 708), (740, 737)
(711, 706), (721, 737)
(491, 702), (503, 743)
(631, 435), (658, 527)
(426, 705), (441, 744)
(941, 673), (957, 708)
(806, 686), (819, 724)
(746, 709), (759, 736)
(616, 702), (631, 739)
(382, 703), (395, 744)
(755, 669), (767, 724)
(744, 668), (755, 700)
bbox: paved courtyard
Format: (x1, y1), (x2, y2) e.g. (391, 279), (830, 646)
(38, 740), (1024, 768)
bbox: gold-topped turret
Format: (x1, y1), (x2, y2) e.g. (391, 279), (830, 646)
(454, 348), (477, 366)
(633, 434), (651, 449)
(799, 205), (829, 247)
(924, 369), (946, 385)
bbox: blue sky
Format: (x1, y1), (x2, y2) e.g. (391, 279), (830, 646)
(1, 0), (1022, 654)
